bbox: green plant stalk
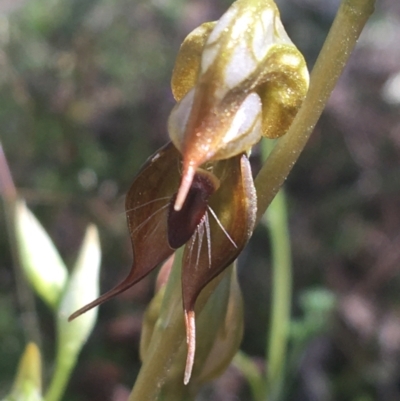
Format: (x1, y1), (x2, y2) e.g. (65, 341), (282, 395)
(233, 180), (292, 401)
(265, 191), (291, 401)
(44, 346), (76, 401)
(255, 0), (376, 222)
(253, 0), (375, 399)
(262, 139), (292, 401)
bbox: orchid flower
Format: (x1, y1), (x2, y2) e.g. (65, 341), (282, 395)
(70, 0), (309, 384)
(70, 143), (256, 383)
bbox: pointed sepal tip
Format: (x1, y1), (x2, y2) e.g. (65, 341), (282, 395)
(174, 164), (196, 211)
(184, 309), (196, 385)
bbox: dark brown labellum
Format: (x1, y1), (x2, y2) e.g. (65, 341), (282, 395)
(168, 169), (219, 249)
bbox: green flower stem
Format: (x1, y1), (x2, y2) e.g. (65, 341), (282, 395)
(129, 247), (226, 401)
(44, 349), (76, 401)
(255, 1), (375, 399)
(261, 140), (292, 401)
(233, 351), (264, 401)
(264, 189), (291, 401)
(255, 0), (375, 222)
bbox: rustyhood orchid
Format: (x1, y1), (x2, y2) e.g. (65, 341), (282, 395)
(70, 0), (309, 384)
(70, 143), (256, 383)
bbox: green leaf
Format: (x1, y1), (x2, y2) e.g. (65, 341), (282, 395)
(58, 224), (101, 355)
(44, 225), (101, 401)
(14, 200), (68, 310)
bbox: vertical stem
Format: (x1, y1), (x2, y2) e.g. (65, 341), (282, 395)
(253, 1), (375, 399)
(44, 351), (75, 401)
(255, 0), (376, 221)
(262, 141), (292, 401)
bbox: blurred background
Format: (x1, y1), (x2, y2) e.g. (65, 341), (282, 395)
(1, 0), (400, 400)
